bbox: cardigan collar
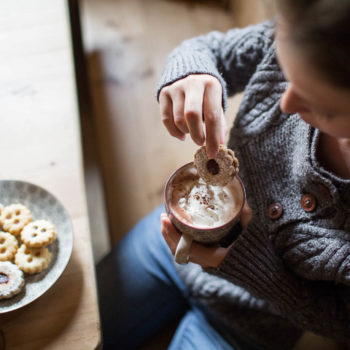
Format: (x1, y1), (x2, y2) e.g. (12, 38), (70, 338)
(295, 121), (350, 208)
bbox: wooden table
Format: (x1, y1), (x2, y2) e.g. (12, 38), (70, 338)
(0, 0), (101, 349)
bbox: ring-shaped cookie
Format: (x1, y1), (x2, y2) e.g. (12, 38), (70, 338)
(0, 231), (18, 261)
(194, 145), (239, 186)
(0, 261), (25, 299)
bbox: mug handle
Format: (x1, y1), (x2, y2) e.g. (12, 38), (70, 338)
(174, 233), (193, 264)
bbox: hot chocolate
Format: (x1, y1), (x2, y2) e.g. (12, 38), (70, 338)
(164, 162), (245, 264)
(167, 164), (243, 229)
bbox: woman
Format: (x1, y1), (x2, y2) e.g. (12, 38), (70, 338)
(97, 1), (350, 348)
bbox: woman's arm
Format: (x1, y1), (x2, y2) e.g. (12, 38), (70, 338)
(157, 21), (274, 106)
(207, 219), (350, 340)
(161, 215), (350, 340)
(157, 21), (274, 157)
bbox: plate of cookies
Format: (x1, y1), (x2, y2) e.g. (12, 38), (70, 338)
(0, 180), (73, 313)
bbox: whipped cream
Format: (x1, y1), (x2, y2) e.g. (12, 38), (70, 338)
(171, 176), (236, 228)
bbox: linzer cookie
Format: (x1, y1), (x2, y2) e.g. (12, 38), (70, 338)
(0, 204), (32, 236)
(0, 231), (18, 261)
(194, 145), (239, 186)
(15, 244), (51, 274)
(21, 220), (56, 248)
(0, 261), (25, 299)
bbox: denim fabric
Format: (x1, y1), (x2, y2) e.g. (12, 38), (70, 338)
(169, 309), (234, 350)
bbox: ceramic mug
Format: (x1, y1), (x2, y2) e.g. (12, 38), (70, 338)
(164, 162), (246, 264)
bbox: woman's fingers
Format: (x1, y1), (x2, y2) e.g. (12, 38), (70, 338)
(219, 110), (227, 145)
(160, 213), (229, 268)
(159, 74), (224, 151)
(240, 202), (253, 229)
(184, 81), (205, 146)
(160, 213), (180, 254)
(172, 89), (189, 134)
(159, 90), (186, 141)
(203, 79), (224, 158)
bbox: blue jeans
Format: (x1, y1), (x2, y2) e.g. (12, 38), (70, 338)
(96, 205), (260, 350)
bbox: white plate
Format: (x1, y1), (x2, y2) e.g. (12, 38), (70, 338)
(0, 180), (73, 313)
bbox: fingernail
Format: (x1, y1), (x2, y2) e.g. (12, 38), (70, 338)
(192, 135), (204, 146)
(162, 224), (168, 235)
(199, 137), (205, 145)
(221, 128), (226, 144)
(207, 148), (217, 159)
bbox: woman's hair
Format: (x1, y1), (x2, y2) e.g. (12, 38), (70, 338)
(276, 0), (350, 88)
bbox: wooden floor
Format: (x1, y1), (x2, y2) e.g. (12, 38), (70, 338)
(80, 0), (242, 258)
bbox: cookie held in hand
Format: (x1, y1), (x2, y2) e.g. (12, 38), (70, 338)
(194, 145), (239, 186)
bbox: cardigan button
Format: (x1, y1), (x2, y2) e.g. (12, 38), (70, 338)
(301, 194), (317, 212)
(267, 203), (283, 220)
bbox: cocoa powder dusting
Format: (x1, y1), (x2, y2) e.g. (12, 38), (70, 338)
(191, 191), (216, 210)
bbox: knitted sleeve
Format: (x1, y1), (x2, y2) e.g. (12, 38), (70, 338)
(156, 21), (274, 110)
(206, 219), (350, 341)
(275, 223), (350, 284)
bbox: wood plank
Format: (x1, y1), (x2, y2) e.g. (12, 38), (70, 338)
(230, 0), (276, 27)
(0, 0), (101, 348)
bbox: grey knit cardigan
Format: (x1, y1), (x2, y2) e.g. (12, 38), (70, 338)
(157, 21), (350, 349)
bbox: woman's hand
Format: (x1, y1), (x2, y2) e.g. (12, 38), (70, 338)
(160, 202), (253, 268)
(159, 74), (226, 158)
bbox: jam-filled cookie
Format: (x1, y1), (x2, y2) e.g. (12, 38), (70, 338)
(15, 244), (51, 274)
(0, 261), (25, 299)
(21, 220), (56, 248)
(0, 204), (32, 236)
(194, 145), (239, 186)
(0, 231), (18, 261)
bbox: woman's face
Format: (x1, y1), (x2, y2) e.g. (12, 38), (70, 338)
(275, 21), (350, 139)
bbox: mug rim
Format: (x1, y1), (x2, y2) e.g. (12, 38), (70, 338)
(164, 162), (246, 232)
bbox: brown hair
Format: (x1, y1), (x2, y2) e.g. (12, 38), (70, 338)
(276, 0), (350, 88)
